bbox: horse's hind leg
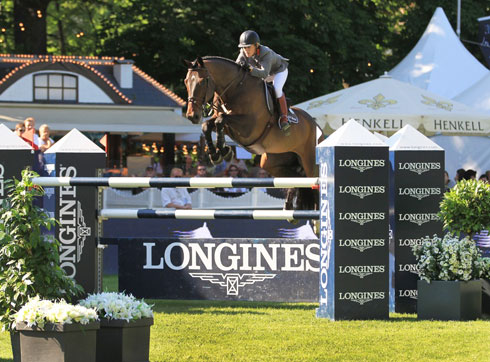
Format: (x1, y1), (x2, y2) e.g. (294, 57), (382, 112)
(202, 118), (222, 165)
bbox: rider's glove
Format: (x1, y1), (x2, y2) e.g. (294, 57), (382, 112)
(240, 62), (252, 72)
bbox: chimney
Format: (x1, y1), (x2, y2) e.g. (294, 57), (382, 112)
(113, 59), (134, 88)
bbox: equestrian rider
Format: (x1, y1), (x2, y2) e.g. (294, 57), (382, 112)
(236, 30), (293, 133)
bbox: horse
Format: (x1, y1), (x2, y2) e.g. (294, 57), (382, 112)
(184, 56), (323, 210)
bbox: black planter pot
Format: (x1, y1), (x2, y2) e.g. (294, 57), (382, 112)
(96, 317), (154, 362)
(417, 280), (482, 321)
(12, 321), (100, 362)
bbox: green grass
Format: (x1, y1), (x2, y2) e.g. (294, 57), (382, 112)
(0, 276), (487, 361)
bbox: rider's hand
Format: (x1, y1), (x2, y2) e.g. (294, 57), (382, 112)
(240, 62), (251, 72)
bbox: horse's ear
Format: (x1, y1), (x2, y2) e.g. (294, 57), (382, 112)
(197, 56), (204, 68)
(183, 59), (193, 68)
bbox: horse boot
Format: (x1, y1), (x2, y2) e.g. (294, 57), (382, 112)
(277, 94), (291, 133)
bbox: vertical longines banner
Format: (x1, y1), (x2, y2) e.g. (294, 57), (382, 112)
(118, 238), (319, 302)
(46, 149), (105, 295)
(317, 143), (390, 320)
(391, 151), (444, 313)
(0, 150), (33, 204)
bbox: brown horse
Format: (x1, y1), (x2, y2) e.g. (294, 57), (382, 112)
(184, 56), (322, 209)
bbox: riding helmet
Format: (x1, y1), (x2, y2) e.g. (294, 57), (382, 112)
(238, 30), (260, 48)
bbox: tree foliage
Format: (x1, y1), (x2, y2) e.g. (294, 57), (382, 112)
(0, 0), (488, 103)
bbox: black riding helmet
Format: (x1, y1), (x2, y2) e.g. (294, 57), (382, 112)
(238, 30), (260, 48)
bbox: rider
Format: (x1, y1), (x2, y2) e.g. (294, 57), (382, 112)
(236, 30), (294, 133)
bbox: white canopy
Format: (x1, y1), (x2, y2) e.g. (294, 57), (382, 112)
(453, 71), (490, 114)
(295, 73), (490, 136)
(389, 7), (488, 98)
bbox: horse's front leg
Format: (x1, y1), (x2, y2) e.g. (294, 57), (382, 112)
(202, 118), (222, 165)
(215, 115), (233, 162)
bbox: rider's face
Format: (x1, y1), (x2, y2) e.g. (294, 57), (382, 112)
(243, 44), (257, 57)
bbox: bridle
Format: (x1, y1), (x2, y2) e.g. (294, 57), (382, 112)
(187, 64), (247, 116)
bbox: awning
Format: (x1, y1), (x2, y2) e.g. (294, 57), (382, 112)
(0, 102), (202, 134)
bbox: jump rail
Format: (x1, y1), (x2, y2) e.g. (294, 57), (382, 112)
(33, 177), (319, 188)
(98, 209), (320, 220)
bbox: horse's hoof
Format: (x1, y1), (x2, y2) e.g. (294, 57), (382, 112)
(221, 146), (234, 162)
(287, 218), (299, 225)
(209, 153), (223, 165)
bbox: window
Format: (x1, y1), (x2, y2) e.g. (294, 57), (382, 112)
(33, 73), (78, 102)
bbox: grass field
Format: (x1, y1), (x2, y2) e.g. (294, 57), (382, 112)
(0, 276), (488, 361)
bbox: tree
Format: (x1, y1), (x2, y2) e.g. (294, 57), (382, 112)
(13, 0), (51, 54)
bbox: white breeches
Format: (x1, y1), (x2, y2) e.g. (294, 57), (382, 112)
(271, 69), (288, 98)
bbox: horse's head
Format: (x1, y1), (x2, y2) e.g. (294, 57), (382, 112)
(183, 57), (215, 124)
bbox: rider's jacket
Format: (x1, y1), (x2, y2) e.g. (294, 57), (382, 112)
(236, 45), (289, 80)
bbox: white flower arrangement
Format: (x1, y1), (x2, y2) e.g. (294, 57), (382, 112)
(412, 234), (486, 282)
(79, 292), (153, 322)
(14, 296), (98, 328)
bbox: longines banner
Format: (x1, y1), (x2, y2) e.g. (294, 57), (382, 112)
(0, 150), (33, 204)
(43, 130), (106, 295)
(390, 151), (444, 313)
(115, 238), (319, 302)
(316, 122), (390, 320)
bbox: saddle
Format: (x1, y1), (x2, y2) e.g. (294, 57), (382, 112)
(264, 82), (299, 124)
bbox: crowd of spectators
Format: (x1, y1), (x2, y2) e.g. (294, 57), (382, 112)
(13, 117), (55, 153)
(445, 168), (489, 191)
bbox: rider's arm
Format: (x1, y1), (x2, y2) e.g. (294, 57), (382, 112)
(250, 52), (272, 79)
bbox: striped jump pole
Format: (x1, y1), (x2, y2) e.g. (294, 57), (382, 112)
(98, 209), (320, 220)
(32, 176), (319, 189)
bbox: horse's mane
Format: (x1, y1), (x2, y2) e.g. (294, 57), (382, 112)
(202, 56), (239, 67)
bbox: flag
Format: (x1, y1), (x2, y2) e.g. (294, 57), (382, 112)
(99, 134), (108, 153)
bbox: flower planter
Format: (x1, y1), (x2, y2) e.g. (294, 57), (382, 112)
(417, 280), (482, 321)
(12, 321), (100, 362)
(96, 317), (154, 362)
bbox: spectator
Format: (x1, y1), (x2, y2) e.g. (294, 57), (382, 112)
(38, 124), (54, 152)
(479, 174), (488, 183)
(23, 117), (39, 146)
(222, 165), (248, 194)
(144, 166), (156, 178)
(160, 167), (192, 209)
(255, 167), (270, 193)
(14, 122), (25, 137)
(463, 169), (477, 180)
(444, 171), (452, 192)
(454, 168), (465, 184)
(486, 170), (490, 181)
(195, 164), (209, 177)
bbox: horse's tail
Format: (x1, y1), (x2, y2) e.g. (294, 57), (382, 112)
(291, 106), (325, 143)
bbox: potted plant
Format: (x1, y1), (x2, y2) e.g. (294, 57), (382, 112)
(13, 297), (99, 362)
(80, 292), (154, 362)
(412, 234), (485, 320)
(0, 170), (83, 359)
(439, 178), (490, 315)
(439, 179), (490, 238)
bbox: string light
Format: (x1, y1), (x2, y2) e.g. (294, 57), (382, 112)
(37, 10), (43, 18)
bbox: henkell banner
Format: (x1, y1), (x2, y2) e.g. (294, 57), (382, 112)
(44, 129), (105, 294)
(116, 238), (319, 302)
(387, 126), (444, 313)
(316, 120), (390, 320)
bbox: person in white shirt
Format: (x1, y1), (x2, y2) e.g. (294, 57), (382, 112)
(160, 167), (192, 209)
(37, 124), (54, 152)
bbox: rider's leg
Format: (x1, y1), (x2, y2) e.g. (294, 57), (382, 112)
(273, 69), (291, 132)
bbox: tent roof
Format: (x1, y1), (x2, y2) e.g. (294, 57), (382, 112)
(295, 73), (490, 136)
(453, 71), (490, 114)
(389, 7), (488, 98)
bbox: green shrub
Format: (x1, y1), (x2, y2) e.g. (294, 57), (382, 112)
(0, 169), (82, 331)
(438, 179), (490, 238)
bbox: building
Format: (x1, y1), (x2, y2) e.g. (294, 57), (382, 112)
(0, 53), (200, 173)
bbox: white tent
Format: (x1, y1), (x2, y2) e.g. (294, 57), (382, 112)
(389, 7), (488, 99)
(295, 73), (490, 136)
(453, 71), (490, 114)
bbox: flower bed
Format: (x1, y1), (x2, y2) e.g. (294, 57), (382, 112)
(79, 292), (153, 321)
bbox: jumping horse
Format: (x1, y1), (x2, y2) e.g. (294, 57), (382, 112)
(184, 56), (323, 210)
